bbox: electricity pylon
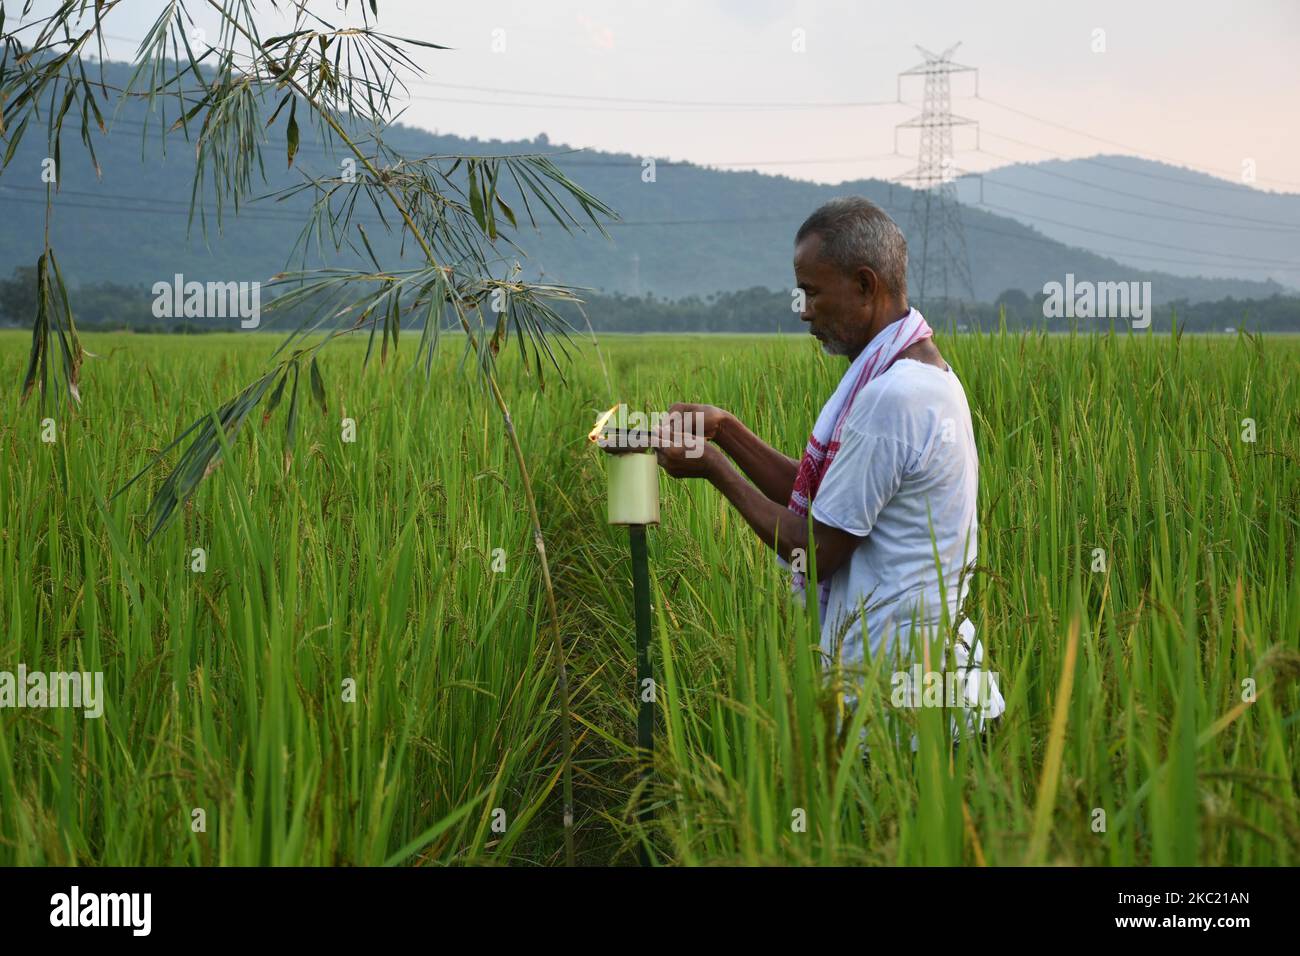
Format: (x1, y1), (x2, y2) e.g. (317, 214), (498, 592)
(896, 43), (978, 315)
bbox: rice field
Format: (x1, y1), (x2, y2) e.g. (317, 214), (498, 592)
(1, 326), (1297, 866)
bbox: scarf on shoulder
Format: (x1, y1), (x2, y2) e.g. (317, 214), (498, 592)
(788, 308), (934, 612)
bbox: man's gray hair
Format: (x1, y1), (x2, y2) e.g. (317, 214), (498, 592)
(795, 197), (908, 297)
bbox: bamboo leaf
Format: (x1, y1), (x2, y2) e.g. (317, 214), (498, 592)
(363, 307), (380, 370)
(286, 96), (299, 168)
(4, 114), (31, 168)
(284, 362), (301, 471)
(264, 90), (292, 129)
(467, 162), (487, 233)
(262, 367), (289, 423)
(356, 223), (383, 273)
(309, 356), (327, 414)
(495, 193), (518, 229)
(20, 254), (48, 405)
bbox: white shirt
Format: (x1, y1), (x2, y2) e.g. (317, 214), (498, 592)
(809, 358), (1004, 722)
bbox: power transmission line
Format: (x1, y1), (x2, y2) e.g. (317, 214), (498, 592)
(974, 146), (1300, 224)
(9, 168), (1297, 271)
(84, 35), (912, 113)
(976, 131), (1289, 195)
(82, 116), (909, 168)
(54, 45), (1300, 203)
(3, 191), (1292, 277)
(50, 114), (1298, 238)
(8, 51), (1297, 281)
(91, 31), (912, 110)
(70, 36), (1300, 187)
(403, 79), (906, 111)
(972, 200), (1299, 268)
(961, 170), (1300, 232)
(960, 220), (1288, 273)
(391, 94), (901, 114)
(975, 95), (1300, 189)
(0, 187), (794, 229)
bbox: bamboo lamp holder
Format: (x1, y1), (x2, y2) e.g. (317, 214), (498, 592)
(588, 414), (658, 864)
(605, 448), (660, 526)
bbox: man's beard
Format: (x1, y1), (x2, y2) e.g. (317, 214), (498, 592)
(820, 336), (853, 357)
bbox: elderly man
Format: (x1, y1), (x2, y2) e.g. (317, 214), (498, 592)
(655, 196), (1002, 733)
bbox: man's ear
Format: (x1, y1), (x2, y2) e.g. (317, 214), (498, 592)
(857, 265), (879, 298)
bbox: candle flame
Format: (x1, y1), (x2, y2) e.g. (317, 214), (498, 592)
(588, 404), (619, 443)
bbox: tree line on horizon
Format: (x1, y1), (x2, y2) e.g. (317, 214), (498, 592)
(1, 266), (1296, 335)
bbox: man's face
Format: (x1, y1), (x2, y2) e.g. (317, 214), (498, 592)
(793, 233), (873, 358)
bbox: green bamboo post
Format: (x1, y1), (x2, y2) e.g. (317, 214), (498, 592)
(628, 523), (653, 866)
(600, 438), (660, 865)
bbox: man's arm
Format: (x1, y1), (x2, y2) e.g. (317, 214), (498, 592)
(658, 444), (862, 579)
(663, 403), (801, 504)
(714, 414), (803, 505)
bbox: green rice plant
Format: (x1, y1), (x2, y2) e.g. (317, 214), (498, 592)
(1, 334), (573, 864)
(2, 327), (1297, 866)
(556, 328), (1300, 865)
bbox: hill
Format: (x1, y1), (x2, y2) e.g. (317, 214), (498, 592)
(954, 155), (1300, 290)
(0, 61), (1292, 307)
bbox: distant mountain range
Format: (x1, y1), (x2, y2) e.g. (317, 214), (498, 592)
(953, 156), (1300, 291)
(0, 61), (1295, 308)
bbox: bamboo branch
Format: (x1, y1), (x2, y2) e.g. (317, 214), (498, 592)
(199, 0), (578, 864)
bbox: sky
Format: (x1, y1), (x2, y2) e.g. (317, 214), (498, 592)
(17, 0), (1300, 192)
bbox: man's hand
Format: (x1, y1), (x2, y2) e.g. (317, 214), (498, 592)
(655, 438), (722, 480)
(654, 404), (727, 474)
(663, 403), (732, 443)
(658, 401), (801, 504)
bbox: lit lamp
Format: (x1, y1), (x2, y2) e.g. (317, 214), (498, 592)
(589, 405), (658, 865)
